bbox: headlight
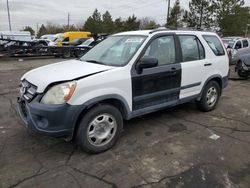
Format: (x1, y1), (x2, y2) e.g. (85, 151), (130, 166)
(41, 81), (76, 104)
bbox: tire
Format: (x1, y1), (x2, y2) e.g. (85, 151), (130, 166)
(62, 49), (71, 58)
(74, 49), (85, 58)
(196, 81), (221, 112)
(238, 70), (249, 79)
(76, 104), (123, 154)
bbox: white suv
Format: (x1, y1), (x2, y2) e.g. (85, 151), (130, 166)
(17, 29), (229, 153)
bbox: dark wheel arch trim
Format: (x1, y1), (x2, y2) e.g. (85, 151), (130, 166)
(197, 74), (227, 101)
(70, 94), (131, 140)
(84, 94), (131, 118)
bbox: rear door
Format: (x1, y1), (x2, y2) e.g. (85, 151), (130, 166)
(202, 35), (229, 80)
(178, 35), (206, 99)
(131, 34), (182, 112)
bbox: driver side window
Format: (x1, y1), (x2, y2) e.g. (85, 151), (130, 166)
(143, 36), (176, 66)
(235, 41), (242, 49)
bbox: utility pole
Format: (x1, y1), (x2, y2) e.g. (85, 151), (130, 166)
(36, 23), (39, 37)
(166, 0), (171, 25)
(67, 13), (70, 29)
(7, 0), (12, 31)
(245, 24), (250, 37)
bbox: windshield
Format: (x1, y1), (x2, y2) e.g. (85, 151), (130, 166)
(55, 34), (64, 42)
(81, 38), (94, 46)
(80, 35), (146, 66)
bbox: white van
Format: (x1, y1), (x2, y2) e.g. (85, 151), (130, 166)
(17, 29), (229, 153)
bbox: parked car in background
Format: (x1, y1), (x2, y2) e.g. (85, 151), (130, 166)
(235, 53), (250, 78)
(55, 31), (91, 46)
(0, 31), (32, 43)
(74, 35), (109, 58)
(222, 37), (250, 64)
(32, 39), (57, 47)
(68, 38), (88, 46)
(40, 34), (57, 41)
(78, 38), (95, 47)
(222, 37), (243, 48)
(17, 29), (229, 153)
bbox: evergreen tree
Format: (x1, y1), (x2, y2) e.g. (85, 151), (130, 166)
(182, 0), (214, 28)
(37, 24), (47, 37)
(166, 0), (183, 27)
(114, 18), (124, 32)
(123, 15), (140, 31)
(102, 11), (114, 33)
(83, 9), (102, 33)
(22, 26), (35, 36)
(214, 0), (250, 36)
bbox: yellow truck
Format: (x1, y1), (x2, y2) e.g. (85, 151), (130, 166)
(55, 31), (91, 46)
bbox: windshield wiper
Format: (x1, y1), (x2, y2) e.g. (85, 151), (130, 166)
(85, 60), (105, 65)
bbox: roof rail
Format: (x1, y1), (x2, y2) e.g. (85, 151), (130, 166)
(149, 26), (211, 34)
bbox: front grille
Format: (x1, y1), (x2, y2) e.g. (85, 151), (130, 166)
(20, 80), (37, 102)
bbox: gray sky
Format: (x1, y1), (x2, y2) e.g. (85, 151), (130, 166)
(1, 0), (250, 32)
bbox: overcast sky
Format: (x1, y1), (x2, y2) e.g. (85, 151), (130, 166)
(1, 0), (250, 32)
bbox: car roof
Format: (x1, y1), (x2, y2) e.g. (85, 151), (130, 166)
(222, 37), (248, 41)
(114, 29), (216, 36)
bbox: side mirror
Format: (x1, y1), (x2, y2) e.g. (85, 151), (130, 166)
(136, 57), (158, 73)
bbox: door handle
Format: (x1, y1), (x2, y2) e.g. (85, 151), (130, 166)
(171, 67), (176, 71)
(171, 67), (177, 75)
(204, 63), (212, 66)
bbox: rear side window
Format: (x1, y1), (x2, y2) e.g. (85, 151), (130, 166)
(243, 40), (248, 48)
(203, 35), (225, 56)
(179, 35), (205, 62)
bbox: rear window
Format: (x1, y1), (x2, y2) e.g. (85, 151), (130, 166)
(203, 35), (225, 56)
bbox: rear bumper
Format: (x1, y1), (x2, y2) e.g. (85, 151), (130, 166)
(17, 96), (84, 138)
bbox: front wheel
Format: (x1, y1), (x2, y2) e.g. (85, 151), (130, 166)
(238, 70), (249, 79)
(76, 104), (123, 154)
(74, 49), (86, 58)
(196, 81), (221, 112)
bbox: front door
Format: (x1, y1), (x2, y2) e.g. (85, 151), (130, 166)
(131, 34), (181, 112)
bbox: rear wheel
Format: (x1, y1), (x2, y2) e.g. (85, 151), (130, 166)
(196, 81), (221, 112)
(76, 104), (123, 154)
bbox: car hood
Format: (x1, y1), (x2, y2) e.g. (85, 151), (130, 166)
(22, 60), (114, 93)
